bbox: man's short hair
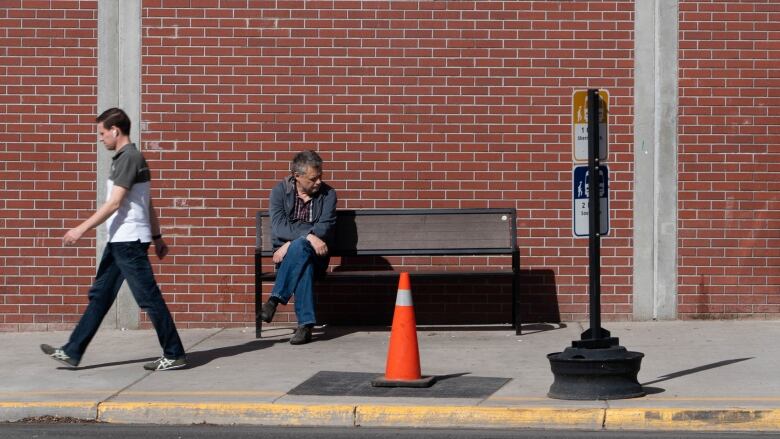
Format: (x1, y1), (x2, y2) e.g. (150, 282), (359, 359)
(291, 150), (323, 175)
(96, 108), (131, 135)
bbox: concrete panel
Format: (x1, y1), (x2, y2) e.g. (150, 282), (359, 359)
(97, 0), (142, 329)
(633, 0), (679, 320)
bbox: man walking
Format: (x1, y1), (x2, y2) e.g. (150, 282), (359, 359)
(259, 150), (337, 344)
(41, 108), (186, 371)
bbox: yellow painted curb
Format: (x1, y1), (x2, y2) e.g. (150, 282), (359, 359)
(0, 401), (98, 422)
(606, 408), (780, 431)
(356, 405), (605, 429)
(8, 401), (780, 431)
(0, 402), (96, 409)
(98, 401), (356, 426)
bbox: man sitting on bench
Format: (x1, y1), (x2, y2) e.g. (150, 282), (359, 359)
(259, 150), (337, 345)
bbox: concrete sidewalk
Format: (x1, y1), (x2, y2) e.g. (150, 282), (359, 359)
(2, 321), (780, 431)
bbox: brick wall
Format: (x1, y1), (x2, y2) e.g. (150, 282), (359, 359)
(678, 0), (780, 318)
(0, 0), (98, 331)
(141, 0), (263, 327)
(140, 0), (636, 327)
(4, 1), (776, 332)
(0, 0), (638, 330)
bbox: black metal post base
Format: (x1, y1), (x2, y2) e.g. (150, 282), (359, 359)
(547, 345), (645, 400)
(371, 375), (436, 388)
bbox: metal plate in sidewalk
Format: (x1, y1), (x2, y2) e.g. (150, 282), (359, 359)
(288, 371), (510, 399)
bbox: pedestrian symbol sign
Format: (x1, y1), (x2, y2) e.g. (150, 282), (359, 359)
(572, 90), (608, 162)
(573, 165), (609, 237)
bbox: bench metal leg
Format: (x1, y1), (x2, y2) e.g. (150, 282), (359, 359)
(256, 305), (262, 338)
(255, 254), (262, 338)
(512, 255), (521, 335)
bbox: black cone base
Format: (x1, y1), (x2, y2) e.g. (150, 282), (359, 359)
(371, 375), (436, 388)
(547, 346), (645, 400)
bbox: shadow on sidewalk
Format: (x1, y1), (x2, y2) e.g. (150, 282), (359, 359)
(61, 329), (322, 371)
(642, 357), (754, 386)
(518, 322), (568, 335)
(306, 325), (392, 342)
(185, 338), (288, 369)
(60, 357), (159, 371)
(306, 324), (553, 343)
(61, 339), (288, 371)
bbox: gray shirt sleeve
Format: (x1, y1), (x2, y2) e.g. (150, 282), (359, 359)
(111, 149), (150, 189)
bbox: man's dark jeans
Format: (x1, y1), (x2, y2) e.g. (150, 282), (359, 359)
(63, 241), (185, 361)
(270, 237), (328, 327)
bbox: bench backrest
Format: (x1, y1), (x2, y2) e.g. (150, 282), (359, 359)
(256, 208), (517, 257)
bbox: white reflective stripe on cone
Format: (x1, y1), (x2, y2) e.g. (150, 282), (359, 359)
(395, 289), (413, 306)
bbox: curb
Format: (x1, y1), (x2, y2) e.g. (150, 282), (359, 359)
(0, 402), (98, 422)
(4, 402), (780, 431)
(97, 402), (604, 429)
(605, 408), (780, 431)
(98, 402), (356, 426)
(355, 405), (604, 429)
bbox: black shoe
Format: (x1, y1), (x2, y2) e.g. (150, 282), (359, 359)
(40, 344), (79, 368)
(260, 300), (277, 323)
(290, 326), (312, 345)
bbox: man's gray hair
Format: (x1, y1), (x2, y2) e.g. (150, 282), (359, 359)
(291, 150), (323, 174)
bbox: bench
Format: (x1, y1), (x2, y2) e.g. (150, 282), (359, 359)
(254, 208), (521, 337)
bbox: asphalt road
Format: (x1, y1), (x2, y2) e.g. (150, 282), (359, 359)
(1, 424), (779, 439)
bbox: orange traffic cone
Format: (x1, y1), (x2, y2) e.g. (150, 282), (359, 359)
(371, 272), (436, 388)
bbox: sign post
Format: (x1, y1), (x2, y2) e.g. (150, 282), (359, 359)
(585, 88), (606, 341)
(572, 89), (608, 162)
(573, 165), (608, 237)
(547, 89), (645, 401)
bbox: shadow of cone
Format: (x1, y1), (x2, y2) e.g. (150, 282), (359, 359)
(371, 272), (436, 388)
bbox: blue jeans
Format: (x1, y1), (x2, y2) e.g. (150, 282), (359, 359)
(63, 241), (185, 361)
(271, 237), (327, 327)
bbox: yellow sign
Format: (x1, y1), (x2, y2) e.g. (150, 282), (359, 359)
(572, 90), (608, 161)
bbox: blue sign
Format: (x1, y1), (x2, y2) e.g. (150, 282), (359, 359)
(573, 165), (609, 237)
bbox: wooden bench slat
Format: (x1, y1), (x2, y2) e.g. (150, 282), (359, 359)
(257, 209), (516, 255)
(255, 208), (521, 337)
(260, 269), (516, 280)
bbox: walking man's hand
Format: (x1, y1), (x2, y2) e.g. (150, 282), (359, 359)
(154, 238), (169, 259)
(63, 228), (84, 246)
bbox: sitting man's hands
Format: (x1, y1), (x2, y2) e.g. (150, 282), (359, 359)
(274, 235), (328, 263)
(306, 233), (328, 257)
(272, 241), (290, 264)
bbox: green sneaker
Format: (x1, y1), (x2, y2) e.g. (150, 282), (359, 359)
(144, 356), (187, 371)
(40, 344), (79, 368)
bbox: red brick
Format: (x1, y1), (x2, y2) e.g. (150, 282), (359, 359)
(2, 1), (776, 329)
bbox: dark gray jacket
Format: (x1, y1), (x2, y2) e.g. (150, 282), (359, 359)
(269, 176), (337, 252)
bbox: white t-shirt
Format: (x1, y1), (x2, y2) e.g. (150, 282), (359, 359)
(105, 143), (152, 243)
